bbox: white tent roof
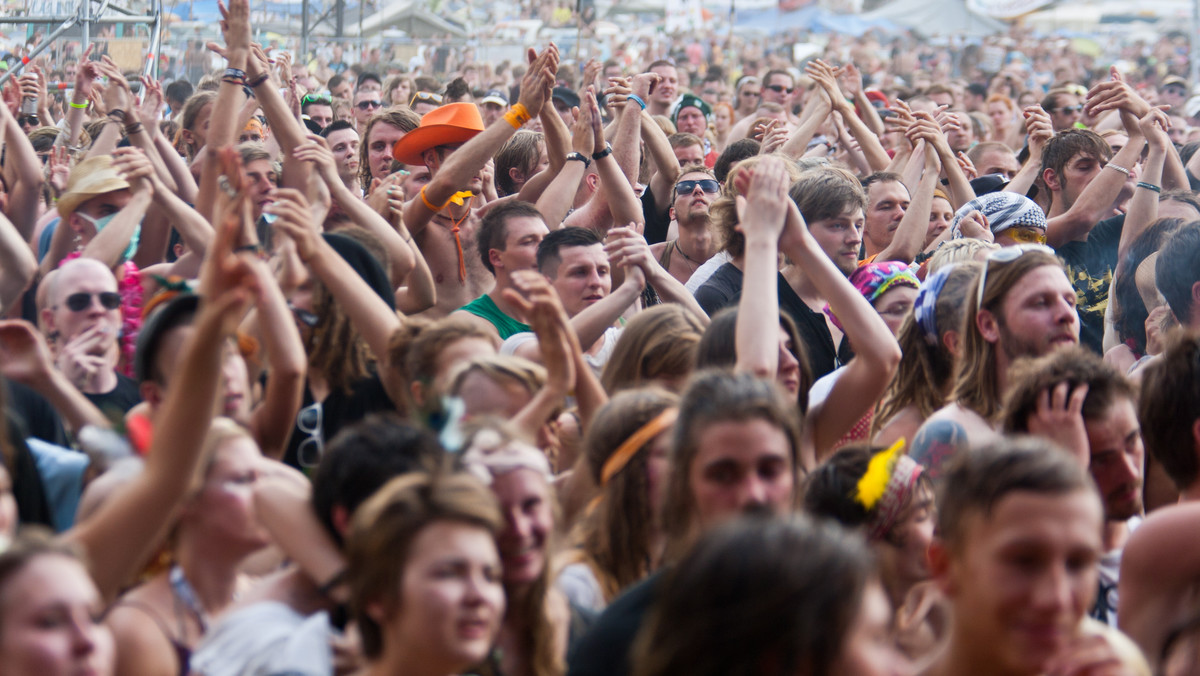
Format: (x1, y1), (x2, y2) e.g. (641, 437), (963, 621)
(865, 0), (1007, 36)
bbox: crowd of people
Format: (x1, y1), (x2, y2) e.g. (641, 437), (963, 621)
(3, 0), (1200, 674)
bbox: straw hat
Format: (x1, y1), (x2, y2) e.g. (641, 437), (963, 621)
(391, 102), (485, 166)
(57, 156), (130, 220)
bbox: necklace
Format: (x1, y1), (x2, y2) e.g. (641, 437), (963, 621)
(674, 239), (702, 270)
(169, 564), (209, 634)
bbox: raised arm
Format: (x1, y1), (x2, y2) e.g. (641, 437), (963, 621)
(269, 188), (401, 363)
(403, 45), (558, 236)
(779, 199), (901, 459)
(536, 95), (595, 228)
(806, 60), (890, 173)
(839, 63), (884, 138)
(502, 271), (579, 441)
(1006, 106), (1053, 199)
(243, 258), (306, 460)
(1119, 108), (1170, 264)
(873, 123), (941, 264)
(66, 209), (257, 601)
(732, 157), (790, 380)
(196, 0), (253, 223)
(0, 93), (44, 239)
(779, 88), (832, 160)
(585, 88), (643, 233)
(293, 135), (416, 286)
(605, 225), (709, 325)
(0, 320), (109, 433)
(73, 147), (154, 271)
(0, 210), (34, 314)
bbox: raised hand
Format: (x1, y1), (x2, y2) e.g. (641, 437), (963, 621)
(138, 75), (164, 123)
(1085, 66), (1151, 118)
(1023, 106), (1054, 159)
(517, 43), (559, 117)
(602, 76), (631, 114)
(630, 72), (659, 103)
(292, 134), (340, 184)
(265, 187), (321, 262)
(111, 146), (157, 195)
(0, 320), (55, 387)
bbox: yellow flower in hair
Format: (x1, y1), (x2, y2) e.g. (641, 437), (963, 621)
(855, 439), (907, 511)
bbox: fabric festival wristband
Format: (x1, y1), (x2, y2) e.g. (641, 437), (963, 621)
(247, 72), (270, 89)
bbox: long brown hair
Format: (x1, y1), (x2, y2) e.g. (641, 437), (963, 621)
(875, 263), (980, 430)
(569, 389), (678, 601)
(600, 305), (703, 394)
(307, 278), (370, 394)
(951, 250), (1062, 420)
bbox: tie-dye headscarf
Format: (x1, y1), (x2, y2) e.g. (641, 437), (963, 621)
(825, 261), (921, 332)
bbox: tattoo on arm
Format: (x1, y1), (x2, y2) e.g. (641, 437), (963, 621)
(909, 419), (970, 480)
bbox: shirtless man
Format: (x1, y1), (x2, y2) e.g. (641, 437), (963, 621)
(910, 245), (1080, 476)
(394, 45), (558, 317)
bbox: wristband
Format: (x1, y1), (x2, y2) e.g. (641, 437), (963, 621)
(1105, 162), (1130, 176)
(224, 67), (247, 81)
(123, 122), (144, 135)
(565, 151), (591, 169)
(592, 143), (613, 161)
(503, 102), (531, 130)
(1136, 181), (1162, 193)
(419, 185), (443, 212)
(69, 100), (88, 109)
(106, 109), (127, 122)
(247, 72), (270, 89)
(627, 93), (647, 110)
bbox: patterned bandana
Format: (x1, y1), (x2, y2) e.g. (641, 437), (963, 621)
(913, 263), (957, 346)
(825, 261), (921, 333)
(951, 191), (1046, 238)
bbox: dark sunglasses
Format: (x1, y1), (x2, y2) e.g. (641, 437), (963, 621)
(65, 291), (121, 312)
(355, 99), (383, 111)
(765, 84), (794, 94)
(675, 179), (721, 195)
(18, 114), (38, 126)
(1053, 104), (1084, 114)
(301, 93), (332, 105)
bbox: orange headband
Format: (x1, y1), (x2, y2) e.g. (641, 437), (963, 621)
(600, 408), (678, 486)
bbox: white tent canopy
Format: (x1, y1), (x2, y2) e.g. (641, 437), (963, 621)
(865, 0), (1007, 36)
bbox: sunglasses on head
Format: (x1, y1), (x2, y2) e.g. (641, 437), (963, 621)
(765, 84), (794, 94)
(355, 99), (383, 111)
(301, 93), (332, 105)
(675, 179), (721, 196)
(1053, 104), (1083, 114)
(65, 291), (121, 312)
(411, 91), (444, 105)
(975, 243), (1056, 310)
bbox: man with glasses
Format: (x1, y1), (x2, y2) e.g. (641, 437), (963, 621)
(40, 258), (140, 412)
(651, 166), (719, 284)
(1042, 87), (1085, 132)
(760, 69), (795, 108)
(301, 93), (334, 132)
(351, 90), (383, 133)
(911, 245), (1079, 474)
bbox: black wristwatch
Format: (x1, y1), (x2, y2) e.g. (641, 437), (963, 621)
(566, 151), (591, 169)
(592, 143), (613, 161)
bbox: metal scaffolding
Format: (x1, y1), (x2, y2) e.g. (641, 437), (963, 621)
(0, 0), (163, 86)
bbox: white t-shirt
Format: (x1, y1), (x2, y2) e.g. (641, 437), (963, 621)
(191, 601), (335, 676)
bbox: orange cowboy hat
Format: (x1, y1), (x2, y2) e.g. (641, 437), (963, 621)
(391, 102), (485, 166)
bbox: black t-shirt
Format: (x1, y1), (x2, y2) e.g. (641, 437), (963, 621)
(83, 373), (143, 417)
(4, 379), (68, 446)
(1056, 213), (1123, 354)
(641, 186), (672, 246)
(282, 372), (395, 471)
(4, 410), (53, 528)
(567, 572), (661, 676)
(693, 263), (854, 381)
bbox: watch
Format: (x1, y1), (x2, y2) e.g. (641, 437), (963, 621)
(566, 151), (592, 169)
(592, 143), (613, 161)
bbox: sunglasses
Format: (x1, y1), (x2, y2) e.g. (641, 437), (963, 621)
(976, 243), (1057, 310)
(355, 99), (383, 111)
(64, 291), (121, 312)
(675, 179), (721, 195)
(411, 91), (444, 105)
(765, 84), (794, 94)
(301, 93), (332, 105)
(1006, 227), (1047, 245)
(1053, 104), (1083, 114)
(18, 114), (38, 126)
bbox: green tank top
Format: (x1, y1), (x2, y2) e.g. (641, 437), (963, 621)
(459, 294), (531, 340)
